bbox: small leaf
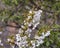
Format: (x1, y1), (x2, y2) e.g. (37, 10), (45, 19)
(46, 41), (50, 46)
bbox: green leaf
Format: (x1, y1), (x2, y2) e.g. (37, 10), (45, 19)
(46, 41), (50, 46)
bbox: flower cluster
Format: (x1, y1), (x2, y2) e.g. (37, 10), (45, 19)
(34, 31), (50, 47)
(15, 31), (50, 48)
(15, 34), (28, 48)
(7, 10), (51, 48)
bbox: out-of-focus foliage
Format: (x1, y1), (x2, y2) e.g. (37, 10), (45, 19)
(0, 0), (60, 24)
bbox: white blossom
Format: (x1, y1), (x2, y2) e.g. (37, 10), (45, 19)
(25, 28), (32, 33)
(0, 43), (3, 46)
(13, 10), (51, 48)
(16, 34), (21, 42)
(24, 22), (29, 25)
(18, 28), (23, 33)
(28, 23), (32, 27)
(32, 22), (39, 30)
(36, 40), (40, 47)
(21, 25), (25, 29)
(15, 34), (28, 48)
(42, 32), (45, 36)
(0, 31), (2, 35)
(31, 41), (35, 47)
(39, 40), (44, 44)
(7, 38), (11, 42)
(0, 39), (3, 46)
(22, 36), (27, 41)
(28, 34), (31, 37)
(16, 34), (20, 37)
(34, 35), (40, 39)
(24, 22), (27, 25)
(39, 36), (45, 40)
(33, 10), (42, 23)
(36, 40), (44, 46)
(29, 10), (32, 14)
(45, 31), (50, 37)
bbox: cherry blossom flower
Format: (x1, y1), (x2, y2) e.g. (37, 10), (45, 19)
(9, 10), (51, 48)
